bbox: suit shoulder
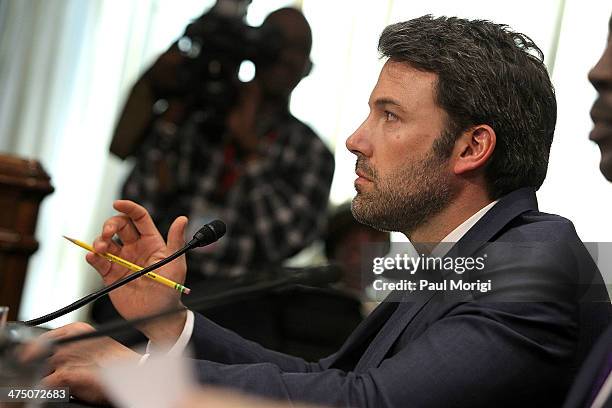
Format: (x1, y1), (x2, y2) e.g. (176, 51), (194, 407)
(498, 210), (582, 243)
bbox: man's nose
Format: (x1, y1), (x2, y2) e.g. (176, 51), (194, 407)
(589, 44), (612, 91)
(346, 120), (372, 157)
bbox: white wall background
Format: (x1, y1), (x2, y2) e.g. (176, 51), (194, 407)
(0, 0), (610, 325)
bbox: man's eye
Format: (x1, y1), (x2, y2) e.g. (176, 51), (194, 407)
(385, 111), (397, 121)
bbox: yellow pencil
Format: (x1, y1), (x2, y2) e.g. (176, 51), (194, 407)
(63, 236), (191, 295)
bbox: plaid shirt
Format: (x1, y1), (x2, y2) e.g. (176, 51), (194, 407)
(122, 110), (334, 279)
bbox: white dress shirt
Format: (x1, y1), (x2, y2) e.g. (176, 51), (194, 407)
(430, 200), (498, 257)
(139, 309), (194, 364)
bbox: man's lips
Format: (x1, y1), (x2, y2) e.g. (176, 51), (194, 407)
(589, 100), (612, 143)
(355, 169), (373, 181)
(590, 98), (612, 120)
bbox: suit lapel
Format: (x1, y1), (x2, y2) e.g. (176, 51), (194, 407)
(353, 290), (436, 372)
(326, 291), (402, 369)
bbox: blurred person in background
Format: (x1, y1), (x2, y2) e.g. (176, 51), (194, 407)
(563, 13), (612, 408)
(111, 6), (334, 283)
(324, 202), (390, 315)
(588, 14), (612, 182)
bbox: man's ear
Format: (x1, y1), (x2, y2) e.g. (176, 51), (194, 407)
(452, 124), (496, 175)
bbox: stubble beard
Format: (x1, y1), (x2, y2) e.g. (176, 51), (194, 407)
(351, 149), (455, 237)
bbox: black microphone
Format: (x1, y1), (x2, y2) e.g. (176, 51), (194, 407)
(188, 219), (226, 248)
(23, 220), (226, 327)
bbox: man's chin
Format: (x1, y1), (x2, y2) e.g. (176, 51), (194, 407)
(600, 159), (612, 182)
(350, 197), (374, 226)
(351, 200), (392, 232)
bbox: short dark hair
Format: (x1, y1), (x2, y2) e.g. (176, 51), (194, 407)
(378, 15), (557, 199)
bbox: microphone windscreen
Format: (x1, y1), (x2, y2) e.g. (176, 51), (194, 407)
(190, 220), (226, 248)
(208, 219), (226, 239)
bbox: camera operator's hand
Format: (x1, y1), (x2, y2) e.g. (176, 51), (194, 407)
(146, 45), (186, 96)
(226, 81), (263, 162)
(110, 45), (188, 160)
(86, 200), (189, 345)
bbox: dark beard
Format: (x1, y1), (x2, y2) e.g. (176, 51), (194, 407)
(351, 149), (454, 236)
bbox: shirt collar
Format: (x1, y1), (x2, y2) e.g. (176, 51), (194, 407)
(429, 200), (499, 258)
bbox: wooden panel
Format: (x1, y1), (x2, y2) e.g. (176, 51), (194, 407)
(0, 153), (53, 320)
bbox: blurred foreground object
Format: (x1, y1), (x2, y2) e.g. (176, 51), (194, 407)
(0, 322), (49, 396)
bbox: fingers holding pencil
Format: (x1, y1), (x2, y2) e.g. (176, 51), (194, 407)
(85, 250), (113, 279)
(101, 215), (140, 247)
(92, 236), (122, 260)
(89, 236), (127, 280)
(66, 202), (189, 335)
(68, 234), (190, 294)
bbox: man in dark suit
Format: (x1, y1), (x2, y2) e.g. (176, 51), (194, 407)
(563, 13), (612, 408)
(43, 15), (611, 407)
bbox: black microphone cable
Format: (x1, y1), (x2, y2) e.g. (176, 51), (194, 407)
(23, 220), (226, 327)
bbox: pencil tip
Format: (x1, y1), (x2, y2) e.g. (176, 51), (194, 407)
(63, 236), (79, 245)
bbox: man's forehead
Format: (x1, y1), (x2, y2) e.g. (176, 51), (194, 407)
(368, 60), (437, 106)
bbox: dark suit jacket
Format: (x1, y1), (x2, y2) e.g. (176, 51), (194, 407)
(188, 188), (612, 407)
(563, 323), (612, 408)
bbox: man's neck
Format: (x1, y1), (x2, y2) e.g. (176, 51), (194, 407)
(406, 188), (493, 245)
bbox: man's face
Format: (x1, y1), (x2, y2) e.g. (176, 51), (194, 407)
(346, 60), (456, 236)
(589, 15), (612, 181)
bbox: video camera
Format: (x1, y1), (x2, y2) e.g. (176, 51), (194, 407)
(172, 0), (283, 132)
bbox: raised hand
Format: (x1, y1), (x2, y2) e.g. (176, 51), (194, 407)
(86, 200), (188, 344)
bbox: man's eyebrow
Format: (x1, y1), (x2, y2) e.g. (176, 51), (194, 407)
(372, 98), (403, 109)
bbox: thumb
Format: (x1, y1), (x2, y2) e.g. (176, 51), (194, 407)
(167, 216), (188, 253)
